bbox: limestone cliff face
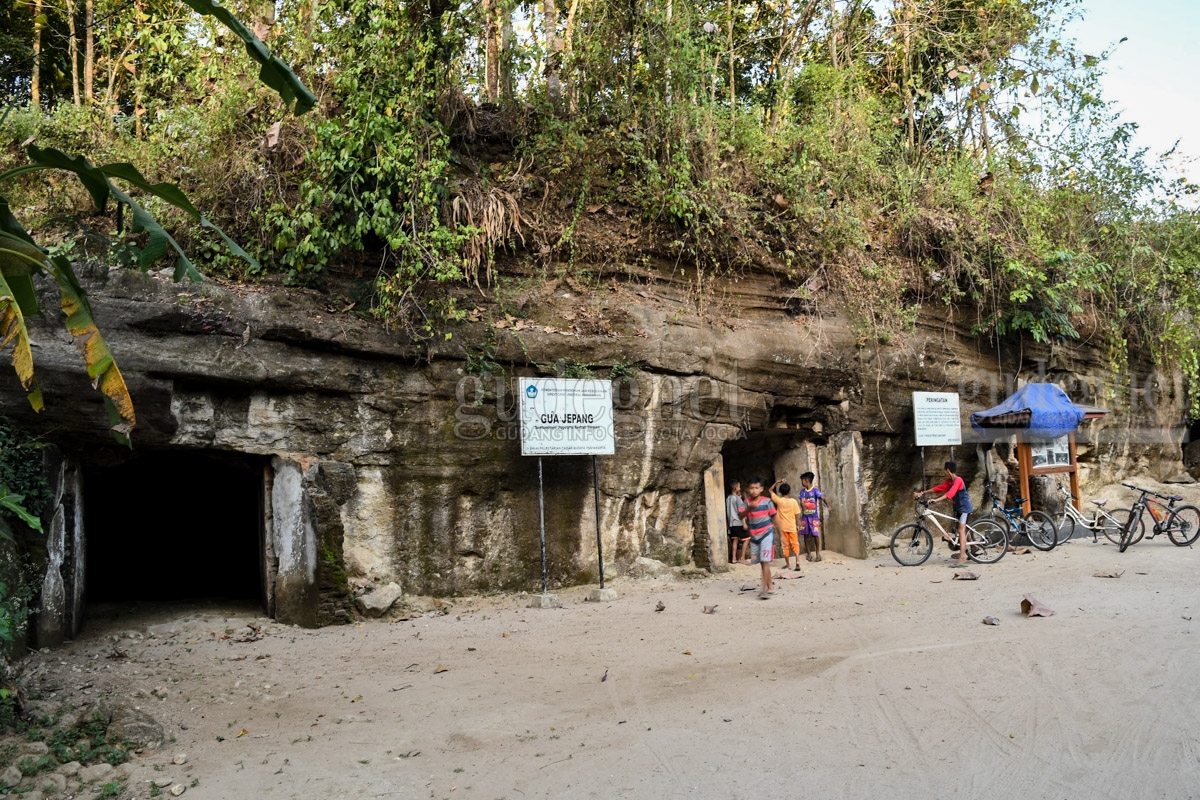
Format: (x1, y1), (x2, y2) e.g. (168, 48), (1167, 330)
(5, 264), (1188, 620)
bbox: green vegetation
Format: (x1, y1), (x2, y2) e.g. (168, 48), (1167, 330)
(1, 0), (1198, 405)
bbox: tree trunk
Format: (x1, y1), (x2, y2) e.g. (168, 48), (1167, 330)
(84, 0), (94, 104)
(726, 0), (734, 109)
(543, 0), (561, 103)
(501, 12), (514, 101)
(562, 0), (584, 110)
(483, 0), (500, 101)
(67, 0), (80, 105)
(31, 0), (42, 106)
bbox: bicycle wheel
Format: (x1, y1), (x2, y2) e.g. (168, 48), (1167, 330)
(978, 513), (1012, 537)
(1052, 509), (1076, 544)
(890, 523), (933, 566)
(1166, 504), (1200, 546)
(1023, 510), (1057, 551)
(965, 519), (1008, 564)
(1102, 508), (1143, 546)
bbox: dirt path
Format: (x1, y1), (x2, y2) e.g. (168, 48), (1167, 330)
(19, 534), (1200, 800)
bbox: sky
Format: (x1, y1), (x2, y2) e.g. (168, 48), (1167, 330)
(1066, 0), (1200, 187)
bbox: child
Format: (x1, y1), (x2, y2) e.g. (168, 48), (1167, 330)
(726, 482), (749, 564)
(740, 477), (777, 598)
(770, 479), (802, 571)
(913, 461), (972, 566)
(798, 471), (831, 562)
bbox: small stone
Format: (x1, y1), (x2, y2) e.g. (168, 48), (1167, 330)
(21, 790), (42, 800)
(57, 761), (82, 777)
(106, 704), (164, 750)
(172, 754), (187, 766)
(169, 783), (187, 796)
(354, 582), (403, 617)
(150, 777), (175, 788)
(40, 773), (67, 794)
(116, 762), (137, 778)
(0, 765), (21, 788)
(56, 712), (79, 730)
(151, 687), (169, 699)
(78, 763), (115, 784)
(20, 741), (50, 756)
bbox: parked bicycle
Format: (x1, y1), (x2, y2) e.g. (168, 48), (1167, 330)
(1116, 484), (1200, 552)
(1050, 482), (1139, 545)
(890, 499), (1009, 566)
(978, 480), (1057, 551)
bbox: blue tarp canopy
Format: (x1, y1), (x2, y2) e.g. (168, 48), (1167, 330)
(970, 383), (1089, 440)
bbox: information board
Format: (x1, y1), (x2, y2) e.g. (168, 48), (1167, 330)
(519, 378), (615, 456)
(912, 391), (962, 446)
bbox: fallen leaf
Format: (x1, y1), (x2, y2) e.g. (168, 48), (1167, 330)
(434, 665), (449, 674)
(236, 729), (250, 738)
(982, 616), (1000, 626)
(1093, 570), (1124, 578)
(351, 696), (362, 703)
(953, 571), (980, 580)
(682, 651), (692, 656)
(702, 605), (718, 614)
(600, 669), (608, 682)
(691, 593), (700, 600)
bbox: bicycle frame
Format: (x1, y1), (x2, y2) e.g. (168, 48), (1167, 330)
(1056, 483), (1127, 542)
(919, 503), (979, 541)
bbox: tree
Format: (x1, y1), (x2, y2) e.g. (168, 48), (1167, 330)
(0, 0), (314, 443)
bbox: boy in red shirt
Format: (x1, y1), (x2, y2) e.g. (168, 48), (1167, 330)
(914, 461), (973, 566)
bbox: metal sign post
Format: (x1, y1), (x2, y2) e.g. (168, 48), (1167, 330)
(538, 456), (548, 595)
(593, 455), (605, 590)
(519, 378), (616, 607)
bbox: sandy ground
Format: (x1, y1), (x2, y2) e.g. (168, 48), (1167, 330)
(16, 520), (1200, 800)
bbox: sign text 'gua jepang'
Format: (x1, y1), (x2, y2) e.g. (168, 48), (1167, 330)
(519, 378), (615, 456)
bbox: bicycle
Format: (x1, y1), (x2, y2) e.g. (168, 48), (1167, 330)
(978, 480), (1057, 551)
(890, 499), (1010, 566)
(1116, 483), (1200, 552)
(1050, 482), (1141, 546)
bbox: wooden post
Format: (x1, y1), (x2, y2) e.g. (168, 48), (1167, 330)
(1068, 432), (1081, 513)
(1017, 440), (1033, 517)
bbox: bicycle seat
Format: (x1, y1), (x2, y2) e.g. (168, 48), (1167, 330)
(1089, 498), (1108, 507)
(1170, 495), (1184, 502)
(1011, 497), (1028, 505)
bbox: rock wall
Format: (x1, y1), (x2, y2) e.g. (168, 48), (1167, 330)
(3, 265), (1189, 624)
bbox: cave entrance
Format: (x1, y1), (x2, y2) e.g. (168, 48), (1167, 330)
(707, 427), (868, 562)
(710, 429), (817, 565)
(83, 450), (267, 608)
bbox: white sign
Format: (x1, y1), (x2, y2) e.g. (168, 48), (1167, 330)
(519, 378), (615, 456)
(913, 392), (962, 446)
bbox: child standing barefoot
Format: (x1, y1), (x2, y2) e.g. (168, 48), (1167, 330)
(798, 471), (831, 562)
(770, 479), (802, 571)
(741, 478), (777, 598)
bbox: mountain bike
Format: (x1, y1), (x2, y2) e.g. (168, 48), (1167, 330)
(1116, 484), (1200, 552)
(977, 480), (1057, 551)
(1050, 482), (1140, 545)
(890, 500), (1009, 566)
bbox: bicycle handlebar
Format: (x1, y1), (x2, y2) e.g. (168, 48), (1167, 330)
(1121, 483), (1179, 502)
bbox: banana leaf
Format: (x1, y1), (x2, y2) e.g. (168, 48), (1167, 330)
(175, 0), (316, 115)
(43, 253), (135, 444)
(0, 234), (44, 413)
(0, 202), (135, 443)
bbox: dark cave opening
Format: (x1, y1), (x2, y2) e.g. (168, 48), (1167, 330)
(83, 450), (265, 604)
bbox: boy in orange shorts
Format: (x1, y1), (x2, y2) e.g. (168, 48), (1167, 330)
(770, 479), (802, 571)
